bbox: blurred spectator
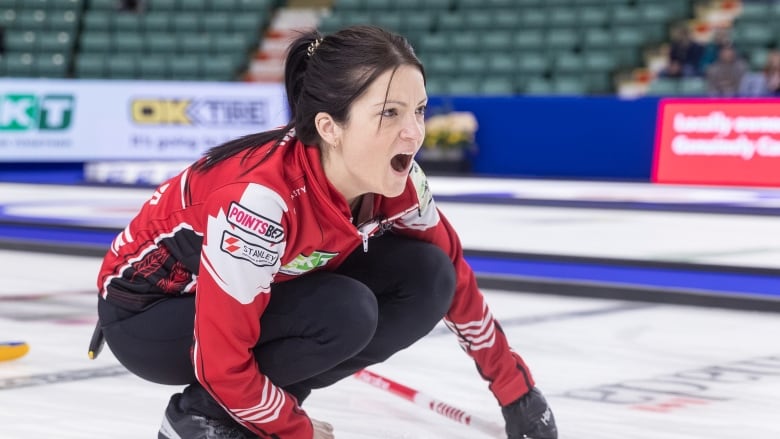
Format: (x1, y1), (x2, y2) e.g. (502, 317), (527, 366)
(706, 45), (747, 96)
(661, 26), (703, 78)
(740, 50), (780, 96)
(699, 28), (732, 73)
(118, 0), (145, 13)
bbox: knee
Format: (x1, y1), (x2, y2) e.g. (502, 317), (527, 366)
(319, 277), (379, 356)
(412, 244), (457, 314)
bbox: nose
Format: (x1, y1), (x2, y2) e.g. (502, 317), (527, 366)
(399, 113), (424, 144)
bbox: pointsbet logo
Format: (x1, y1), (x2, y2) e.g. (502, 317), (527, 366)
(0, 94), (74, 131)
(131, 98), (268, 126)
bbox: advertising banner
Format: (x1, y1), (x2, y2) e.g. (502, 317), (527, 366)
(0, 79), (288, 162)
(653, 99), (780, 187)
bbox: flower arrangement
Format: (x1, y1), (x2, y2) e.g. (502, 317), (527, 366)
(422, 111), (479, 152)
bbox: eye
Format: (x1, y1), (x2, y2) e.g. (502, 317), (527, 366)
(381, 108), (398, 117)
(415, 105), (427, 116)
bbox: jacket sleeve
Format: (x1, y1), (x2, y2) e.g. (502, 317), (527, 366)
(393, 163), (535, 406)
(193, 183), (313, 439)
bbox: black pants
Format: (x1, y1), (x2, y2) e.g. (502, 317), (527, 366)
(99, 233), (456, 420)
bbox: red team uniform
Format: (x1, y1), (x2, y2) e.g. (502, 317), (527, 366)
(98, 135), (534, 438)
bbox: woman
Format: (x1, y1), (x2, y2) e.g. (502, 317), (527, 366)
(94, 26), (557, 439)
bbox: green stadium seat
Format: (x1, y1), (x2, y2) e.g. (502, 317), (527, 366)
(4, 53), (35, 77)
(678, 77), (706, 96)
(37, 31), (74, 53)
(451, 32), (480, 52)
(90, 0), (117, 10)
(210, 0), (238, 11)
(464, 11), (493, 30)
(202, 55), (238, 81)
(0, 9), (17, 29)
(480, 77), (515, 95)
(513, 30), (544, 52)
(516, 52), (548, 75)
(418, 33), (448, 53)
(145, 32), (178, 53)
(16, 10), (48, 30)
(739, 2), (771, 22)
(480, 31), (513, 53)
(80, 32), (112, 53)
(611, 27), (645, 47)
(151, 0), (178, 11)
(610, 6), (642, 25)
(646, 78), (678, 96)
(437, 13), (464, 31)
(5, 31), (37, 53)
(553, 53), (585, 73)
(425, 54), (457, 76)
(447, 77), (481, 95)
(584, 51), (618, 72)
(107, 55), (137, 79)
(332, 0), (362, 11)
(552, 76), (587, 95)
(139, 55), (169, 79)
(211, 33), (250, 55)
(114, 32), (144, 53)
(179, 33), (212, 54)
(523, 77), (553, 95)
(458, 53), (488, 75)
(75, 53), (105, 78)
(487, 53), (516, 76)
(425, 77), (448, 95)
(47, 10), (79, 33)
(232, 14), (263, 37)
(492, 10), (522, 30)
(733, 24), (775, 48)
(172, 13), (201, 32)
(364, 0), (391, 11)
(545, 29), (579, 51)
(169, 55), (201, 80)
(83, 11), (113, 32)
(578, 7), (609, 28)
(202, 12), (230, 32)
(179, 0), (208, 9)
(237, 0), (272, 12)
(374, 13), (402, 33)
(114, 14), (143, 32)
(548, 8), (577, 28)
(0, 0), (16, 8)
(583, 73), (612, 94)
(34, 53), (68, 77)
(49, 0), (82, 10)
(638, 3), (673, 23)
(582, 28), (611, 49)
(143, 12), (171, 32)
(519, 10), (547, 28)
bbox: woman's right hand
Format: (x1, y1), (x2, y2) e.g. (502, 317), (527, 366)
(312, 419), (334, 439)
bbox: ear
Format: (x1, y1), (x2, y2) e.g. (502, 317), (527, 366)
(314, 112), (342, 148)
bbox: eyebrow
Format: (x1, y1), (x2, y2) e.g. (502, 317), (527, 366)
(373, 98), (428, 108)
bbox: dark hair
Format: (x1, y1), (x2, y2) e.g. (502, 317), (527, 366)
(194, 25), (425, 172)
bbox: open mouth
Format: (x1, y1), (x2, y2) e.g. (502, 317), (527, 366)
(391, 153), (414, 173)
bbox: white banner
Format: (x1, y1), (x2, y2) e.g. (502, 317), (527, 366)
(0, 78), (288, 161)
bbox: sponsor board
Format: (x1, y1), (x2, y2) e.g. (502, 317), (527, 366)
(0, 79), (287, 161)
(653, 99), (780, 187)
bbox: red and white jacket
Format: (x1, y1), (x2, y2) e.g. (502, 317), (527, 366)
(98, 136), (534, 438)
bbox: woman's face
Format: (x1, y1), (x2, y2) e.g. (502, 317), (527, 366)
(322, 64), (427, 202)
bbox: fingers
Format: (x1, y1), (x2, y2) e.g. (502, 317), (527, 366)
(312, 419), (335, 439)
